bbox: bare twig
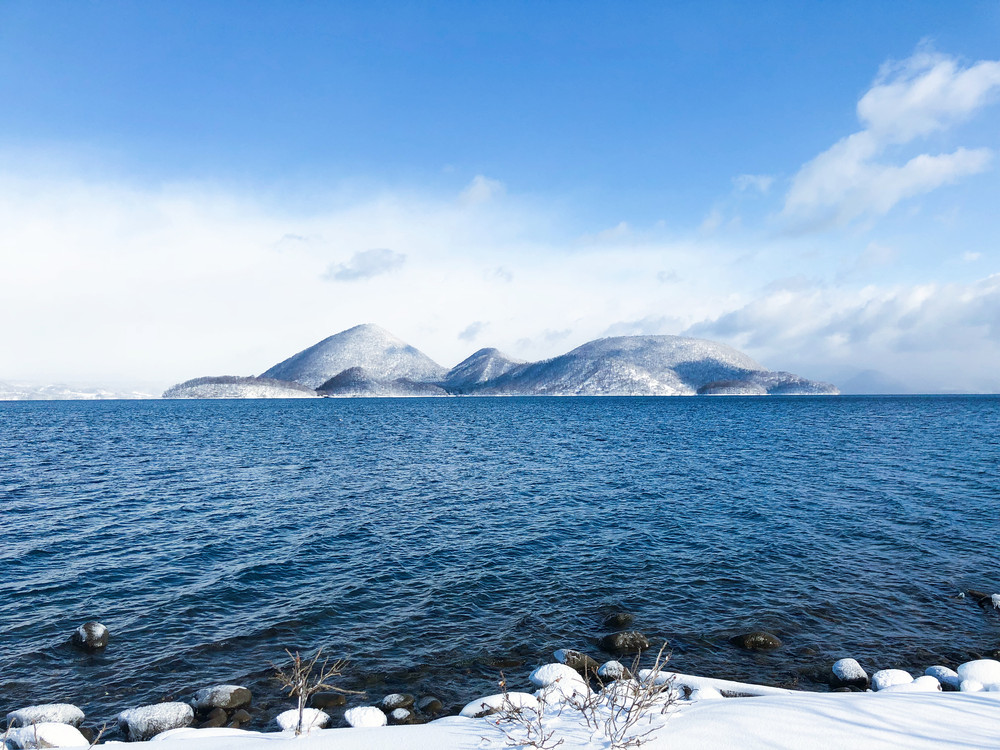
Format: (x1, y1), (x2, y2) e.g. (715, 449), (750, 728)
(273, 648), (365, 735)
(485, 672), (564, 750)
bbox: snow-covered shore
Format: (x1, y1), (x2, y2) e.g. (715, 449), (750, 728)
(7, 665), (1000, 749)
(14, 691), (995, 749)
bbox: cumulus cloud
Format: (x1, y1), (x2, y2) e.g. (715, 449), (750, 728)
(783, 50), (1000, 230)
(685, 275), (1000, 392)
(323, 248), (406, 281)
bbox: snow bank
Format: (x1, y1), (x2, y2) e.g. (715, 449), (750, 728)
(68, 691), (1000, 750)
(638, 670), (796, 697)
(3, 721), (89, 748)
(341, 707), (385, 728)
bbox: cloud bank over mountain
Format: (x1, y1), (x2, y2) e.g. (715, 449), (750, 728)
(1, 46), (998, 394)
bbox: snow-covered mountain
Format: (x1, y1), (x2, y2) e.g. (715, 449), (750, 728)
(443, 348), (524, 390)
(0, 381), (156, 400)
(260, 324), (448, 389)
(316, 367), (448, 397)
(163, 376), (317, 399)
(163, 325), (838, 398)
(467, 335), (837, 396)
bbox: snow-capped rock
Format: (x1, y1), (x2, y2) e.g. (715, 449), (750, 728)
(262, 324), (447, 389)
(876, 675), (941, 693)
(274, 708), (329, 732)
(190, 685), (251, 711)
(459, 692), (538, 718)
(871, 669), (913, 691)
(528, 663), (583, 688)
(6, 704), (85, 728)
(3, 722), (89, 748)
(342, 706), (387, 727)
(70, 621), (109, 651)
(118, 703), (194, 741)
(957, 659), (1000, 687)
(553, 649), (600, 676)
(597, 661), (629, 681)
(831, 658), (868, 689)
(163, 376), (316, 399)
(925, 666), (961, 690)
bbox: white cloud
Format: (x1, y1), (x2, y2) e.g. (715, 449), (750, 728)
(783, 50), (1000, 230)
(685, 275), (1000, 392)
(2, 163), (997, 394)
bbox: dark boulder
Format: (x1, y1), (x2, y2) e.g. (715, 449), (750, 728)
(603, 612), (635, 629)
(199, 708), (228, 728)
(554, 648), (601, 677)
(71, 622), (109, 651)
(227, 709), (252, 729)
(599, 631), (650, 655)
(730, 632), (783, 651)
(310, 692), (347, 709)
(416, 696), (443, 715)
(378, 693), (415, 712)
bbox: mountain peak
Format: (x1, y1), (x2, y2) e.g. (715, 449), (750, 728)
(260, 325), (446, 389)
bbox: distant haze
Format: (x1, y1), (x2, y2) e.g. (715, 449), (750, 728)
(1, 5), (998, 394)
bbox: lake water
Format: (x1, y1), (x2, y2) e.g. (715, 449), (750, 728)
(2, 396), (999, 730)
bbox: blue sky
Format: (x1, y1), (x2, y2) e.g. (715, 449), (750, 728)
(1, 2), (999, 392)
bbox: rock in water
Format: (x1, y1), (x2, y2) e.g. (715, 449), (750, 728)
(553, 648), (601, 676)
(4, 722), (89, 749)
(729, 632), (782, 651)
(6, 703), (85, 727)
(71, 621), (109, 651)
(191, 684), (252, 711)
(388, 708), (414, 725)
(199, 707), (228, 728)
(871, 669), (913, 691)
(416, 696), (443, 714)
(599, 631), (651, 654)
(831, 658), (869, 689)
(275, 708), (329, 732)
(118, 702), (193, 741)
(925, 665), (961, 690)
(227, 709), (252, 729)
(310, 692), (347, 709)
(343, 706), (388, 727)
(377, 693), (415, 711)
(603, 612), (635, 629)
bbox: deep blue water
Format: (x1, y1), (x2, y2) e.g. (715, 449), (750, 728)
(2, 396), (999, 730)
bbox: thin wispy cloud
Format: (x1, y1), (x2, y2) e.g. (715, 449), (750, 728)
(783, 49), (1000, 231)
(323, 248), (406, 282)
